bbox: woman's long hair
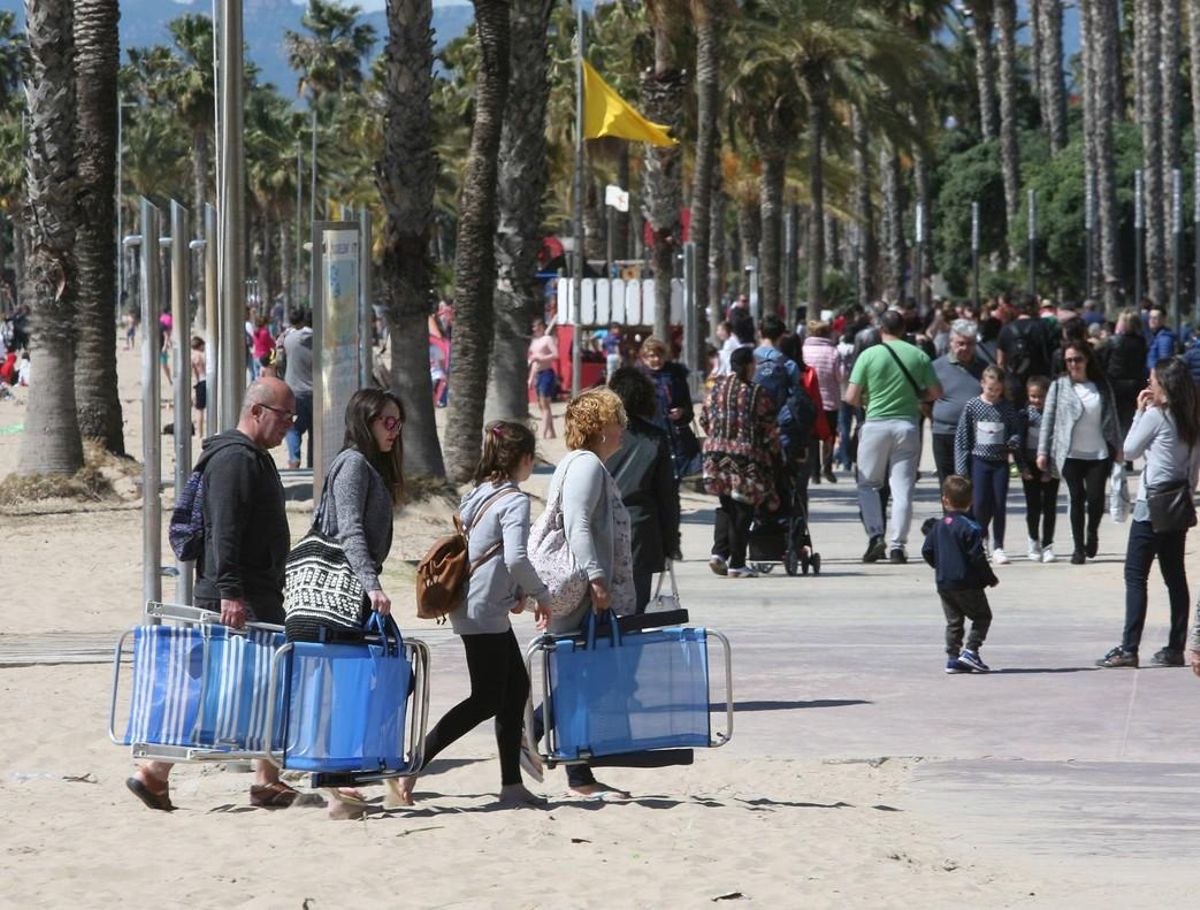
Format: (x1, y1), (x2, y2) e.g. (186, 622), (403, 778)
(1063, 341), (1104, 384)
(1154, 356), (1200, 448)
(342, 388), (405, 504)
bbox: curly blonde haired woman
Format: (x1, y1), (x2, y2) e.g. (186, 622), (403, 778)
(536, 387), (636, 799)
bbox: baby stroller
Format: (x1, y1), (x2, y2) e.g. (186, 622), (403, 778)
(748, 458), (820, 576)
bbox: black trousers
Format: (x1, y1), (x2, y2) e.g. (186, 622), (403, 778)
(932, 433), (957, 488)
(421, 629), (529, 786)
(1060, 457), (1110, 553)
(634, 571), (653, 615)
(1123, 519), (1190, 653)
(713, 496), (755, 569)
(940, 588), (993, 657)
(1021, 476), (1060, 547)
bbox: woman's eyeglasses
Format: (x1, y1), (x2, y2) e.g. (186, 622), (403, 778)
(378, 415), (403, 432)
(1064, 356), (1085, 364)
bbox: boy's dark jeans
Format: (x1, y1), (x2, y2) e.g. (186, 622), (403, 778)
(940, 588), (993, 657)
(1123, 519), (1189, 654)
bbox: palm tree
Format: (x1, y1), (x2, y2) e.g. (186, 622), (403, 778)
(879, 141), (905, 303)
(18, 0), (83, 477)
(1037, 0), (1067, 152)
(970, 1), (997, 141)
(995, 0), (1020, 238)
(165, 15), (215, 236)
(377, 0), (444, 477)
(1085, 0), (1122, 311)
(689, 0), (723, 358)
(1161, 0), (1183, 296)
(850, 105), (876, 305)
(487, 0), (555, 423)
(443, 0), (511, 482)
(73, 0), (123, 455)
(1137, 0), (1165, 304)
(642, 0), (687, 342)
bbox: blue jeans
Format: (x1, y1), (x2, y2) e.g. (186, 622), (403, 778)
(970, 457), (1009, 549)
(835, 403), (856, 469)
(286, 392), (313, 467)
(1123, 519), (1189, 654)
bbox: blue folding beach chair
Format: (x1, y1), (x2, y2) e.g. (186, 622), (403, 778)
(525, 609), (733, 769)
(108, 602), (287, 762)
(264, 613), (431, 786)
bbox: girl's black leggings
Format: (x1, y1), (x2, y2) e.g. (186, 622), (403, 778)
(420, 628), (529, 787)
(1021, 476), (1060, 547)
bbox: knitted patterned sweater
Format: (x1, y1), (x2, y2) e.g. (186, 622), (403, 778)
(954, 396), (1023, 475)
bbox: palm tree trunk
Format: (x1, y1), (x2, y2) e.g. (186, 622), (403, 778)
(377, 0), (444, 477)
(690, 0), (719, 359)
(19, 0), (84, 476)
(880, 141), (906, 304)
(1030, 0), (1044, 121)
(256, 212), (272, 316)
(1139, 0), (1166, 305)
(73, 0), (124, 454)
(1161, 0), (1183, 290)
(996, 0), (1021, 236)
(444, 0), (509, 482)
(1189, 0), (1200, 195)
(806, 76), (826, 315)
(708, 178), (725, 338)
(758, 147), (785, 318)
(1093, 0), (1123, 311)
(583, 174), (605, 260)
(642, 19), (685, 343)
(851, 106), (875, 307)
(1039, 0), (1068, 152)
(913, 146), (931, 310)
(972, 1), (997, 141)
(487, 0), (553, 424)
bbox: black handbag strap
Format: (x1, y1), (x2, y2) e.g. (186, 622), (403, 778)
(880, 341), (924, 399)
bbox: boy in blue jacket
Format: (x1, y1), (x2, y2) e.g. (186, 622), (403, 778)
(922, 475), (999, 673)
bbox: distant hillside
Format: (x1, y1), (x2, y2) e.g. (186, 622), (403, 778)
(0, 0), (477, 99)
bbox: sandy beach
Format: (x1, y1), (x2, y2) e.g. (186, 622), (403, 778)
(0, 343), (1196, 908)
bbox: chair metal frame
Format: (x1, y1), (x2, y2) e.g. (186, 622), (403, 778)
(524, 621), (733, 768)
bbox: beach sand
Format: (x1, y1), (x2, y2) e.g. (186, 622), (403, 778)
(0, 343), (1189, 907)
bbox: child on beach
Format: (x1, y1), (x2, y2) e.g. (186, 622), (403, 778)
(1020, 376), (1059, 563)
(953, 365), (1022, 564)
(922, 475), (999, 674)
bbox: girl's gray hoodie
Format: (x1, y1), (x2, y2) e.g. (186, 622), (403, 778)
(451, 480), (549, 635)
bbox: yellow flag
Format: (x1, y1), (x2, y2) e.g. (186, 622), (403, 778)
(582, 60), (677, 147)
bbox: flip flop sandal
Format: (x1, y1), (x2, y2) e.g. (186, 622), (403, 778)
(249, 781), (300, 809)
(126, 776), (175, 812)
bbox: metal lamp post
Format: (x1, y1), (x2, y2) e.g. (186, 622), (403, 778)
(1135, 168), (1144, 306)
(1172, 167), (1182, 335)
(1084, 169), (1094, 301)
(971, 201), (980, 310)
(1027, 189), (1036, 300)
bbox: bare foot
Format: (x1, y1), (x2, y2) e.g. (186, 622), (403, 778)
(569, 782), (631, 800)
(497, 784), (547, 807)
(384, 776), (415, 808)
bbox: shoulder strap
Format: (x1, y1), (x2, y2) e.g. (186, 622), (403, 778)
(464, 485), (523, 573)
(880, 341), (923, 397)
(313, 450), (354, 530)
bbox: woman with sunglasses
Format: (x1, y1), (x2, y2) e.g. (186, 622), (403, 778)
(1037, 341), (1123, 564)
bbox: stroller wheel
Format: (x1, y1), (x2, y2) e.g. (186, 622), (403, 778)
(783, 551), (799, 576)
(757, 562), (775, 575)
(799, 552), (810, 576)
(811, 553), (822, 575)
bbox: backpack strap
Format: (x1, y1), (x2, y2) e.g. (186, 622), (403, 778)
(880, 341), (924, 399)
(464, 485), (523, 574)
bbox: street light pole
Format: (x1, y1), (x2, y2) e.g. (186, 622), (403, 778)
(217, 0), (246, 427)
(1084, 168), (1094, 303)
(1172, 167), (1182, 335)
(971, 201), (980, 310)
(1027, 189), (1036, 301)
(1135, 168), (1144, 306)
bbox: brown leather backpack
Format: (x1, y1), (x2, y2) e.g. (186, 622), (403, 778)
(415, 487), (521, 621)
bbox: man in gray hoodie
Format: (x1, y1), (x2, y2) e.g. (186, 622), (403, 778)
(127, 377), (298, 812)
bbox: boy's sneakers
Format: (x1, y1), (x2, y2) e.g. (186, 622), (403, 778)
(1095, 646), (1138, 668)
(991, 547), (1010, 565)
(1041, 545), (1056, 563)
(728, 566), (759, 578)
(1027, 538), (1042, 561)
(708, 554), (728, 576)
(944, 657), (972, 674)
(957, 649), (990, 672)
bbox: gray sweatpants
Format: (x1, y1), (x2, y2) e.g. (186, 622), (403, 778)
(856, 418), (921, 550)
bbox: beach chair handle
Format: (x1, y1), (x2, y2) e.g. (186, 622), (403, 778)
(706, 629), (734, 748)
(584, 610), (621, 651)
(107, 629), (135, 744)
(145, 600), (285, 636)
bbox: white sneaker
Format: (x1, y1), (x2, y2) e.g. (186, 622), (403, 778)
(991, 547), (1010, 565)
(1027, 538), (1042, 561)
(728, 566), (760, 578)
(1041, 546), (1056, 563)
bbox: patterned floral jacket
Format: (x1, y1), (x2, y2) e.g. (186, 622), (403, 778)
(700, 374), (781, 509)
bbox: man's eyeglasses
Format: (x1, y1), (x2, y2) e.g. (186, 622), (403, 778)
(260, 403), (296, 422)
(378, 415), (403, 432)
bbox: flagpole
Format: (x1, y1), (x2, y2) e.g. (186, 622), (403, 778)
(571, 4), (586, 399)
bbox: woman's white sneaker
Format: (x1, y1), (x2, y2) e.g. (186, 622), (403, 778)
(1041, 546), (1056, 563)
(1026, 538), (1042, 561)
(991, 547), (1010, 565)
